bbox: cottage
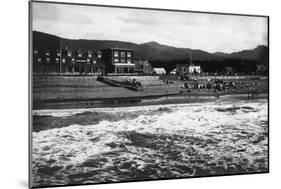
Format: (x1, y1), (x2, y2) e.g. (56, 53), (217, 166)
(134, 60), (153, 74)
(152, 68), (166, 75)
(176, 63), (201, 75)
(188, 63), (201, 74)
(170, 68), (177, 74)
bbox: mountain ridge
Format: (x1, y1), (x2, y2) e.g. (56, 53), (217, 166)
(33, 31), (268, 64)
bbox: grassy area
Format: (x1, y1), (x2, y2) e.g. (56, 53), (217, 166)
(32, 75), (268, 109)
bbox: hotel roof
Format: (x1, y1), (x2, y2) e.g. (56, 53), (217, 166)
(103, 47), (134, 51)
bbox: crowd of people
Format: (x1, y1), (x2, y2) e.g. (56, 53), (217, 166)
(180, 78), (258, 96)
(97, 76), (143, 91)
(97, 75), (259, 98)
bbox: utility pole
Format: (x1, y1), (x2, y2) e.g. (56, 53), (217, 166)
(59, 39), (62, 75)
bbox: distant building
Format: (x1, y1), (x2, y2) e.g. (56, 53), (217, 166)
(176, 63), (201, 75)
(188, 63), (201, 74)
(134, 60), (153, 74)
(33, 47), (105, 75)
(256, 64), (268, 73)
(152, 68), (166, 75)
(33, 48), (60, 73)
(100, 48), (134, 74)
(176, 64), (188, 75)
(170, 68), (177, 74)
(143, 61), (153, 74)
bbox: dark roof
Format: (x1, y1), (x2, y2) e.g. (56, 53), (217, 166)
(102, 47), (134, 51)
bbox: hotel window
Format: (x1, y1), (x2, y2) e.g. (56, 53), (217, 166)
(45, 52), (50, 56)
(46, 57), (50, 63)
(87, 59), (90, 64)
(93, 60), (96, 64)
(68, 51), (72, 57)
(117, 67), (122, 73)
(88, 50), (92, 58)
(34, 50), (38, 55)
(71, 58), (75, 64)
(121, 59), (125, 63)
(127, 52), (131, 58)
(97, 51), (102, 58)
(62, 58), (66, 64)
(114, 58), (119, 63)
(127, 59), (131, 64)
(121, 51), (125, 57)
(57, 52), (61, 57)
(114, 51), (119, 57)
(55, 58), (59, 64)
(37, 58), (41, 63)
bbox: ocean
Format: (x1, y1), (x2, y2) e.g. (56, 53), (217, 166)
(31, 98), (268, 187)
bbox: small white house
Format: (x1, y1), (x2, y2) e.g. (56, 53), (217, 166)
(153, 68), (166, 75)
(188, 64), (201, 74)
(176, 63), (201, 75)
(170, 68), (177, 74)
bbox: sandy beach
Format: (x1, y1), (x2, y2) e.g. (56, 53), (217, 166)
(32, 75), (268, 110)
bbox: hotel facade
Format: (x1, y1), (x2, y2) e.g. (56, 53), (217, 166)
(100, 48), (135, 74)
(33, 47), (105, 75)
(32, 47), (140, 75)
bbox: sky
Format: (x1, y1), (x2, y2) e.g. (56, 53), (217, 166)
(32, 2), (268, 53)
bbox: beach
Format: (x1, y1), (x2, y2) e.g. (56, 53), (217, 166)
(32, 75), (268, 110)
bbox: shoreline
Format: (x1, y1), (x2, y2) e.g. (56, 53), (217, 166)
(32, 75), (268, 110)
(33, 92), (268, 110)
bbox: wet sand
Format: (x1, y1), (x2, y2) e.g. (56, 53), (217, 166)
(33, 92), (268, 110)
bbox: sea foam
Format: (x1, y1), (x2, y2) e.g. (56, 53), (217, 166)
(32, 99), (268, 187)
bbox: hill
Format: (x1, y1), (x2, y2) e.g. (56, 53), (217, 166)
(33, 31), (268, 64)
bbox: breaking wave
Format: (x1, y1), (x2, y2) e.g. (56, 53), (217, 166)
(32, 99), (268, 187)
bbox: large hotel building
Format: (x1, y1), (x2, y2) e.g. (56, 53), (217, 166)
(100, 48), (134, 74)
(32, 47), (139, 75)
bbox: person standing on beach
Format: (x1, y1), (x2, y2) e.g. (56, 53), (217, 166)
(251, 86), (256, 99)
(207, 82), (211, 93)
(248, 87), (251, 99)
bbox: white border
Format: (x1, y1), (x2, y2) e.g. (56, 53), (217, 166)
(1, 0), (280, 189)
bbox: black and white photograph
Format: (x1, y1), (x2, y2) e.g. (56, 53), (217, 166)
(29, 1), (269, 188)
